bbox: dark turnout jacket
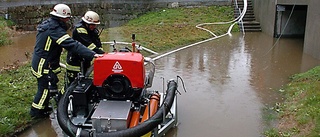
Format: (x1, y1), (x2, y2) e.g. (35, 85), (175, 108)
(66, 21), (104, 72)
(31, 17), (95, 78)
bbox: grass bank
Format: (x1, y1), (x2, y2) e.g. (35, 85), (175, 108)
(264, 66), (320, 137)
(0, 5), (235, 136)
(100, 6), (236, 53)
(0, 17), (13, 46)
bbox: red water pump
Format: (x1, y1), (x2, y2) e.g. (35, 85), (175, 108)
(93, 52), (145, 100)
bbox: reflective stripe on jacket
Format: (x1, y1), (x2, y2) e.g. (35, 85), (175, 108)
(31, 17), (95, 78)
(66, 21), (105, 71)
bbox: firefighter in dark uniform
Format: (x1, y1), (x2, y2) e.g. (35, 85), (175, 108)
(30, 4), (100, 118)
(66, 11), (105, 85)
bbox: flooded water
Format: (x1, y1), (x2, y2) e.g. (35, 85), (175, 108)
(15, 32), (320, 137)
(0, 32), (36, 69)
(151, 32), (320, 137)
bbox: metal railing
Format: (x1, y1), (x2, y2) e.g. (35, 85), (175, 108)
(234, 0), (245, 34)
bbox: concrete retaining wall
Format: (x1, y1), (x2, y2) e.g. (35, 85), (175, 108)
(303, 0), (320, 59)
(253, 0), (320, 60)
(252, 0), (309, 36)
(1, 0), (231, 31)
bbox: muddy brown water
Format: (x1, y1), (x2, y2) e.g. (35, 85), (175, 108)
(0, 32), (36, 69)
(13, 32), (320, 137)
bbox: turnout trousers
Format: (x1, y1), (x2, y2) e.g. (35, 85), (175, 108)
(30, 73), (58, 117)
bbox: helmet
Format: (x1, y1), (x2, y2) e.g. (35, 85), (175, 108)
(50, 4), (71, 18)
(82, 11), (100, 25)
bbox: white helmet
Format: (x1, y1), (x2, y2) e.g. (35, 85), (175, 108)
(82, 11), (100, 25)
(50, 4), (71, 18)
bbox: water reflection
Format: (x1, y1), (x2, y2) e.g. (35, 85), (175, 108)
(0, 32), (36, 69)
(151, 32), (320, 137)
(152, 33), (262, 137)
(16, 32), (320, 137)
(18, 118), (61, 137)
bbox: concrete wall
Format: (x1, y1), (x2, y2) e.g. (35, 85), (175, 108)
(253, 0), (320, 59)
(304, 0), (320, 59)
(252, 0), (277, 36)
(1, 0), (231, 31)
(252, 0), (309, 36)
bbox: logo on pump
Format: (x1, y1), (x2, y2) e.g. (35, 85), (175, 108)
(112, 61), (123, 73)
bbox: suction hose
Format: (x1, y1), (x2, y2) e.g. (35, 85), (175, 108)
(57, 79), (177, 137)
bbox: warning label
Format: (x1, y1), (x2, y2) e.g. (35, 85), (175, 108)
(112, 61), (123, 73)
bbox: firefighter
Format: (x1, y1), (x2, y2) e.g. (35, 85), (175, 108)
(66, 10), (105, 85)
(30, 4), (100, 118)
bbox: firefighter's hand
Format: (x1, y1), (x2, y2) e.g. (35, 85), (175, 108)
(94, 54), (103, 58)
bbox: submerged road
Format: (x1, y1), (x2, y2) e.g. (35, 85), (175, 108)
(17, 32), (320, 137)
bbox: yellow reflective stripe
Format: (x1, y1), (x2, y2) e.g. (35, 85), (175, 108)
(44, 36), (52, 51)
(32, 102), (44, 109)
(43, 67), (61, 74)
(31, 67), (42, 78)
(99, 47), (103, 51)
(66, 63), (80, 71)
(38, 58), (45, 74)
(88, 43), (96, 50)
(77, 28), (88, 34)
(39, 89), (48, 108)
(56, 34), (70, 45)
(31, 58), (45, 78)
(142, 132), (152, 137)
(43, 69), (49, 74)
(60, 88), (65, 95)
(32, 89), (48, 109)
(52, 67), (61, 73)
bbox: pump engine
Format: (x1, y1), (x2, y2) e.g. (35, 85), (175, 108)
(93, 52), (145, 100)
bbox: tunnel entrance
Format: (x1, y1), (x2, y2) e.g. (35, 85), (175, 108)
(274, 5), (308, 38)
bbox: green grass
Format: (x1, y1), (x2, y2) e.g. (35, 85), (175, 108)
(264, 66), (320, 137)
(0, 5), (237, 137)
(0, 17), (12, 46)
(1, 4), (320, 137)
(100, 6), (237, 53)
(0, 63), (35, 136)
